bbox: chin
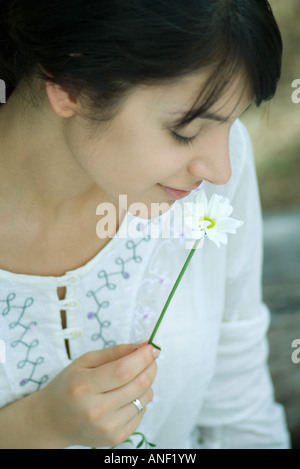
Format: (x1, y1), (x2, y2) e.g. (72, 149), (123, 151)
(128, 199), (174, 220)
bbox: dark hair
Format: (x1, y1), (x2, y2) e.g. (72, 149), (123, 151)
(0, 0), (282, 127)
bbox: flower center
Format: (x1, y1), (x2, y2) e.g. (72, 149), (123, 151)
(198, 216), (216, 229)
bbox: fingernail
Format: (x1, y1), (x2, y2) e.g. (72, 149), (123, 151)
(152, 345), (161, 358)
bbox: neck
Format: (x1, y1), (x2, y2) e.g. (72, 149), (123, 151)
(0, 87), (104, 221)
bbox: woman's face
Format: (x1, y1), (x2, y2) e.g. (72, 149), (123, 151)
(64, 69), (253, 218)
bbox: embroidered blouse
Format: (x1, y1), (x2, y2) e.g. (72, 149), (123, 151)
(0, 120), (290, 449)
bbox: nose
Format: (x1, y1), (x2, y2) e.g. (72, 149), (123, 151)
(187, 128), (232, 185)
(189, 159), (232, 185)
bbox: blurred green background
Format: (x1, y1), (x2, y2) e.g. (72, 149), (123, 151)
(241, 0), (300, 212)
(241, 0), (300, 449)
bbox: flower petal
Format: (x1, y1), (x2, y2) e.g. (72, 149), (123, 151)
(208, 194), (233, 219)
(206, 229), (228, 248)
(181, 190), (243, 246)
(216, 218), (244, 233)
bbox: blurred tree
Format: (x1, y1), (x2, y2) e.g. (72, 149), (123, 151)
(242, 0), (300, 212)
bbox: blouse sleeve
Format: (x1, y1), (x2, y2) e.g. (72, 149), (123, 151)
(194, 120), (291, 449)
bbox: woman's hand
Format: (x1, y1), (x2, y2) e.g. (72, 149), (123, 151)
(32, 343), (160, 448)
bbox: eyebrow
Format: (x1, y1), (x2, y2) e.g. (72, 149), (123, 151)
(169, 103), (252, 129)
(203, 103), (252, 122)
(197, 110), (232, 123)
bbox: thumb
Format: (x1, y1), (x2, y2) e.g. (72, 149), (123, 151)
(75, 342), (146, 369)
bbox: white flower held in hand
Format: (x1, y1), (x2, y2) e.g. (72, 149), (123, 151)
(183, 190), (244, 248)
(148, 190), (244, 349)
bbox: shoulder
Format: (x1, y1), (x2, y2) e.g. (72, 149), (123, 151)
(230, 118), (252, 151)
(229, 118), (254, 169)
(228, 118), (255, 190)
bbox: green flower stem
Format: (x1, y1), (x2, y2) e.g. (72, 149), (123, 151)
(148, 237), (202, 349)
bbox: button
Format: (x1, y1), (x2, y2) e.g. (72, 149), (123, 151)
(63, 328), (83, 340)
(66, 274), (80, 285)
(61, 299), (79, 309)
(70, 328), (83, 339)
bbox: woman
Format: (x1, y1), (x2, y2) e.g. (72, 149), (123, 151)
(0, 0), (290, 449)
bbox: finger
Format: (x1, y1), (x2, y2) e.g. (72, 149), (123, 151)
(106, 360), (157, 410)
(109, 391), (152, 447)
(101, 409), (146, 449)
(89, 344), (159, 393)
(117, 387), (153, 426)
(101, 388), (152, 447)
(75, 344), (139, 369)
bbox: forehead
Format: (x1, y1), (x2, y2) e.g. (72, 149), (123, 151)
(167, 67), (252, 118)
(126, 66), (253, 121)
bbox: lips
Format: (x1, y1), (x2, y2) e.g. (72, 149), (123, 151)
(159, 184), (193, 200)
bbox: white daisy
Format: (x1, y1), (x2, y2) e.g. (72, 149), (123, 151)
(148, 190), (244, 348)
(183, 191), (244, 248)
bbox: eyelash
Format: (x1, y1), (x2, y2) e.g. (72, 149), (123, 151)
(171, 131), (196, 147)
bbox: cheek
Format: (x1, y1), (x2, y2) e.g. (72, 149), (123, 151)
(72, 117), (183, 191)
(103, 128), (177, 184)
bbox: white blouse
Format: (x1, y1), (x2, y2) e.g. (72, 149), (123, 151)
(0, 120), (290, 449)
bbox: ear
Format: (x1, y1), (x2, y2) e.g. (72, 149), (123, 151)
(45, 80), (79, 118)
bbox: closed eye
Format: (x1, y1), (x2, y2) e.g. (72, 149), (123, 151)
(171, 131), (196, 147)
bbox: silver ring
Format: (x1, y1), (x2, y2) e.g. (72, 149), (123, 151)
(132, 398), (144, 414)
